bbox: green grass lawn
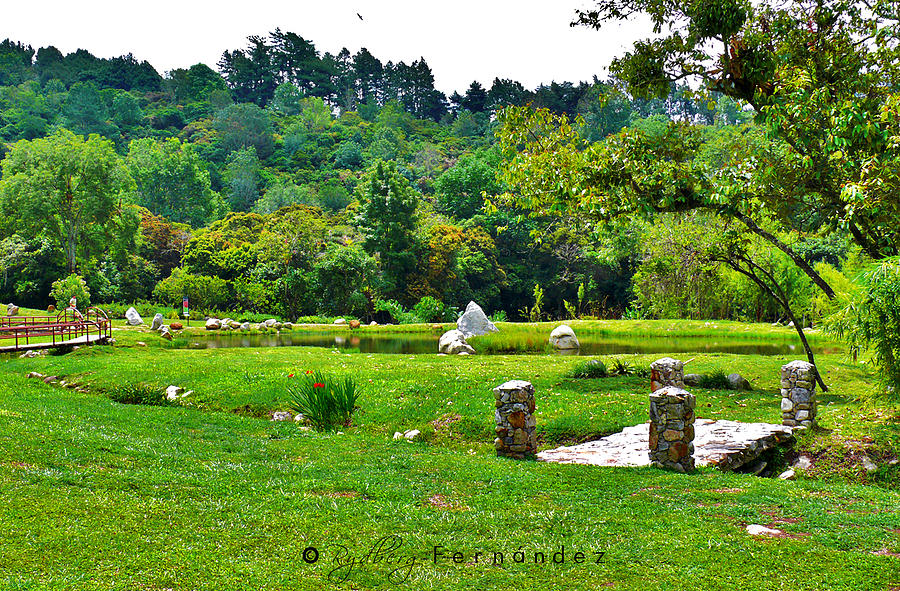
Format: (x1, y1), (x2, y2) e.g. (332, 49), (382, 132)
(1, 320), (899, 590)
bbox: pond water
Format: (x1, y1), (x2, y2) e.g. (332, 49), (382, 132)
(170, 331), (835, 356)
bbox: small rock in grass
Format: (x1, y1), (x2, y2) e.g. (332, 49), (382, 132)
(746, 524), (782, 536)
(135, 342), (147, 347)
(778, 469), (796, 480)
(792, 455), (813, 470)
(165, 385), (184, 401)
(727, 373), (752, 391)
(294, 413), (305, 422)
(160, 328), (173, 341)
(404, 429), (422, 441)
(272, 411), (293, 422)
(683, 373), (703, 387)
(42, 376), (59, 384)
(26, 372), (44, 379)
(861, 455), (878, 473)
(393, 431), (403, 440)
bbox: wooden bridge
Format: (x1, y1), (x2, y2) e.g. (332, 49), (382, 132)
(0, 307), (112, 353)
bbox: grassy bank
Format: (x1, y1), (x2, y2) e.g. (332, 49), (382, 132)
(1, 321), (898, 590)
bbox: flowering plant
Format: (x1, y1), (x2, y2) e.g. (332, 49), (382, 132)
(287, 370), (360, 430)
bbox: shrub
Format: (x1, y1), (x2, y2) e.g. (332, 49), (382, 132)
(412, 296), (453, 323)
(608, 359), (634, 377)
(699, 369), (730, 390)
(489, 310), (508, 322)
(106, 383), (172, 406)
(50, 273), (91, 310)
(288, 371), (360, 430)
(374, 298), (417, 324)
(568, 359), (608, 379)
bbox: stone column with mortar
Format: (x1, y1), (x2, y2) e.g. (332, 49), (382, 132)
(651, 357), (685, 392)
(494, 380), (537, 459)
(780, 361), (817, 428)
(649, 386), (696, 472)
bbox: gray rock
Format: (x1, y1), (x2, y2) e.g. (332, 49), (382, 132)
(265, 318), (278, 328)
(283, 322), (292, 330)
(684, 373), (703, 387)
(456, 301), (498, 338)
(150, 313), (164, 330)
(549, 324), (580, 350)
(7, 303), (19, 316)
(205, 318), (221, 330)
(393, 431), (403, 440)
(778, 469), (796, 480)
(404, 429), (422, 441)
(125, 307), (143, 326)
(272, 411), (293, 422)
(727, 373), (751, 391)
(160, 328), (173, 341)
(240, 322), (250, 332)
(333, 318), (347, 325)
(438, 329), (475, 355)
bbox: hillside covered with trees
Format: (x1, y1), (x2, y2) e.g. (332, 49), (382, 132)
(0, 29), (865, 329)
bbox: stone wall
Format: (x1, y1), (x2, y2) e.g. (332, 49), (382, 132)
(649, 386), (696, 472)
(780, 361), (817, 428)
(494, 380), (537, 459)
(651, 357), (685, 392)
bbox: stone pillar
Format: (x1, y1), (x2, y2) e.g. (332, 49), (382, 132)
(494, 380), (537, 459)
(649, 386), (696, 472)
(651, 357), (685, 392)
(780, 361), (817, 428)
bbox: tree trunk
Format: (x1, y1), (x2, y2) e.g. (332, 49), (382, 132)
(723, 255), (830, 392)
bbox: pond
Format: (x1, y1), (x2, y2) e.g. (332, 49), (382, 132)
(169, 330), (837, 356)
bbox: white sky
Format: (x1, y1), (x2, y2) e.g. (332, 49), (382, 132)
(1, 1), (651, 94)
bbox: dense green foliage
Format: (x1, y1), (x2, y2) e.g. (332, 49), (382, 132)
(0, 18), (891, 340)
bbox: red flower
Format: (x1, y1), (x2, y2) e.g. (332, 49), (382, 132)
(306, 370), (313, 374)
(313, 383), (325, 388)
(287, 373), (294, 378)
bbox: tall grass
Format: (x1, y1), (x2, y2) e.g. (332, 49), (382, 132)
(287, 371), (360, 430)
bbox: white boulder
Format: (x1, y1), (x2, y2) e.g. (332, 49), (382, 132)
(439, 329), (475, 355)
(456, 301), (498, 338)
(125, 307), (143, 326)
(7, 303), (20, 316)
(334, 318), (347, 325)
(205, 318), (222, 330)
(165, 385), (185, 401)
(150, 313), (164, 330)
(549, 325), (580, 350)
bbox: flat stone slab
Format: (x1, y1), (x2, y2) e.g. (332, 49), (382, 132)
(538, 419), (794, 471)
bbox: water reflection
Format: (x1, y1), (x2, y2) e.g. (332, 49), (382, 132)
(174, 331), (831, 356)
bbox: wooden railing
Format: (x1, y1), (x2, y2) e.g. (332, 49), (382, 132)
(0, 307), (111, 351)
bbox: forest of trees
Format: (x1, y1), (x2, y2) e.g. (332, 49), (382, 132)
(0, 18), (882, 340)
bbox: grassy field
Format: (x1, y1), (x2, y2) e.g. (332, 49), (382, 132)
(1, 319), (899, 590)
